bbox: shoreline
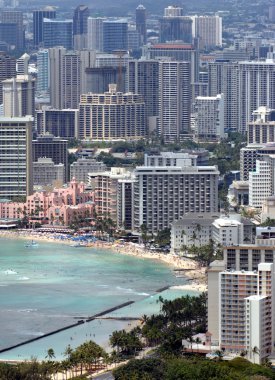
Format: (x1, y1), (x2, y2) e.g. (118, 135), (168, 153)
(0, 230), (207, 292)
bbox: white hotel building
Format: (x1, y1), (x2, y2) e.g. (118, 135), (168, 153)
(219, 263), (274, 364)
(133, 153), (219, 234)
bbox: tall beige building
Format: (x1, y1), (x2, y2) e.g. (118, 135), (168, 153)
(79, 84), (146, 140)
(0, 116), (33, 199)
(192, 15), (222, 50)
(49, 47), (95, 109)
(3, 75), (35, 117)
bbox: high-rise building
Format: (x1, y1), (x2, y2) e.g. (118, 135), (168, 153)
(3, 75), (35, 117)
(0, 116), (33, 198)
(133, 153), (219, 234)
(128, 59), (159, 132)
(16, 53), (29, 75)
(194, 94), (224, 142)
(0, 23), (19, 52)
(159, 6), (192, 44)
(92, 167), (134, 229)
(164, 5), (183, 16)
(0, 10), (24, 50)
(48, 47), (66, 109)
(48, 48), (94, 109)
(87, 17), (105, 51)
(145, 43), (199, 83)
(0, 52), (16, 104)
(73, 5), (89, 50)
(32, 134), (68, 182)
(249, 155), (275, 207)
(36, 108), (79, 138)
(219, 263), (274, 363)
(79, 84), (146, 140)
(33, 7), (56, 47)
(248, 106), (275, 144)
(208, 60), (275, 134)
(36, 49), (49, 94)
(158, 61), (191, 142)
(192, 15), (222, 50)
(269, 5), (275, 22)
(95, 52), (129, 67)
(135, 4), (146, 45)
(43, 19), (73, 50)
(208, 59), (229, 97)
(85, 66), (126, 94)
(103, 19), (128, 53)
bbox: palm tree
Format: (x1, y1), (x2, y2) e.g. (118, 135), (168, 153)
(46, 348), (55, 360)
(141, 314), (149, 325)
(195, 337), (201, 350)
(214, 349), (224, 361)
(252, 346), (259, 364)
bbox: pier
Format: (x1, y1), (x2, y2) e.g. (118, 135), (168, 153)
(0, 285), (175, 355)
(0, 301), (135, 354)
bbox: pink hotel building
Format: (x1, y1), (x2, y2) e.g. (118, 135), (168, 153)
(0, 178), (94, 226)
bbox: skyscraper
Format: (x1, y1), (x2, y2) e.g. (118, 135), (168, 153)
(135, 4), (146, 45)
(103, 19), (128, 53)
(194, 94), (224, 142)
(0, 116), (33, 198)
(36, 49), (49, 94)
(33, 7), (56, 47)
(3, 75), (35, 117)
(87, 17), (105, 51)
(192, 15), (222, 50)
(48, 47), (66, 109)
(43, 19), (73, 50)
(0, 10), (24, 51)
(0, 52), (16, 104)
(145, 43), (199, 83)
(159, 6), (192, 44)
(73, 5), (89, 50)
(128, 59), (159, 131)
(208, 60), (275, 134)
(16, 53), (29, 75)
(85, 66), (126, 94)
(158, 61), (191, 142)
(48, 47), (94, 109)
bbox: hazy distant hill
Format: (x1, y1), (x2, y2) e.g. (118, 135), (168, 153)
(31, 0), (231, 15)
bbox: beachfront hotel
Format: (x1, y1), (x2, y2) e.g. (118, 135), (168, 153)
(219, 263), (274, 364)
(0, 178), (94, 226)
(208, 240), (275, 363)
(0, 116), (33, 199)
(133, 152), (219, 234)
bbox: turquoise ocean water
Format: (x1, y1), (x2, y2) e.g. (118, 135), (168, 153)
(0, 238), (198, 360)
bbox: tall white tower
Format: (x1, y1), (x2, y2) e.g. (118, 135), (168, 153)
(158, 61), (191, 142)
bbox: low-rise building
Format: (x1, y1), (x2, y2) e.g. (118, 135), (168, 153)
(70, 158), (107, 183)
(170, 213), (220, 253)
(33, 158), (64, 186)
(261, 196), (275, 222)
(0, 178), (93, 226)
(212, 217), (243, 246)
(171, 214), (254, 253)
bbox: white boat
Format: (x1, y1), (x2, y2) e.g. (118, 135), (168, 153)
(25, 240), (39, 248)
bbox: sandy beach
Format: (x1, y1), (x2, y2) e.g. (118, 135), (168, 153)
(0, 230), (207, 292)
